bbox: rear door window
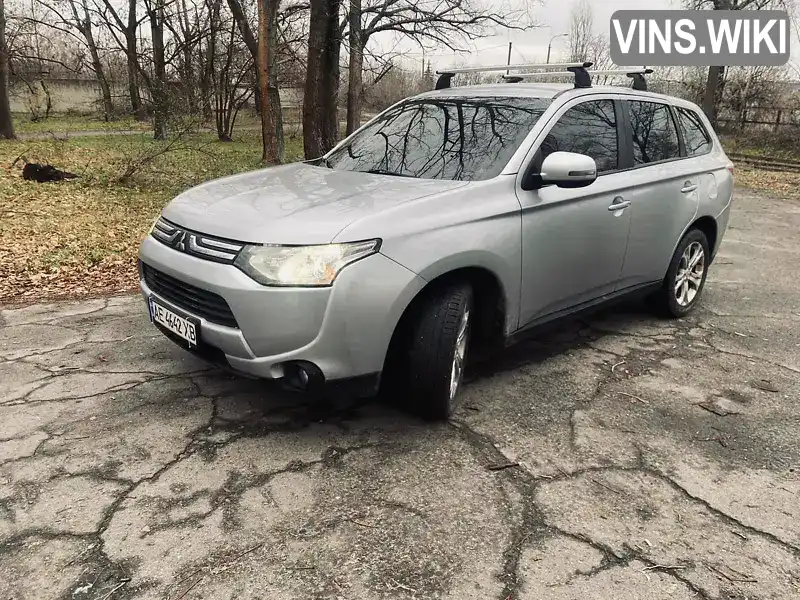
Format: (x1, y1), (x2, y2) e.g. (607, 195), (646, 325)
(675, 107), (713, 156)
(538, 99), (619, 174)
(628, 101), (681, 165)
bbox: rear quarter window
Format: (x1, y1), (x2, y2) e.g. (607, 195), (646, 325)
(675, 107), (713, 156)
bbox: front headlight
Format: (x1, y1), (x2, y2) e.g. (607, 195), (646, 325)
(234, 239), (380, 286)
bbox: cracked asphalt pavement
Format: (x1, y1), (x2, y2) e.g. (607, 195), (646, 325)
(1, 190), (799, 600)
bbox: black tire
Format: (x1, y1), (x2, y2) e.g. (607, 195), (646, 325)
(655, 228), (710, 318)
(399, 282), (473, 421)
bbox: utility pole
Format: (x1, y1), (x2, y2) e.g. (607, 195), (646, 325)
(506, 41), (512, 74)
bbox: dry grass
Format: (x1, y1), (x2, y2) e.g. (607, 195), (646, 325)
(719, 137), (800, 200)
(0, 131), (303, 304)
(13, 113), (151, 134)
(733, 167), (800, 199)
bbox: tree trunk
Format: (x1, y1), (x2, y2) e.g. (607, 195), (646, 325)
(701, 0), (732, 129)
(126, 39), (145, 119)
(150, 0), (168, 140)
(345, 0), (363, 136)
(69, 0), (114, 120)
(257, 0), (278, 162)
(126, 0), (146, 121)
(200, 0), (221, 122)
(0, 0), (15, 139)
(83, 14), (114, 119)
(88, 46), (113, 121)
(229, 0), (283, 157)
(179, 0), (197, 115)
(227, 0), (257, 56)
(267, 8), (284, 161)
(215, 17), (235, 141)
(702, 65), (725, 129)
(40, 79), (52, 119)
(304, 0), (341, 159)
(182, 48), (196, 115)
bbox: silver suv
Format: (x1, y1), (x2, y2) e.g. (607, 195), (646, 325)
(139, 68), (733, 419)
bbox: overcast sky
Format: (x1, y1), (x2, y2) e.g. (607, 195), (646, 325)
(389, 0), (673, 71)
(387, 0), (800, 76)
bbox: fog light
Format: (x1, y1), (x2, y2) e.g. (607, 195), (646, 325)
(281, 361), (324, 393)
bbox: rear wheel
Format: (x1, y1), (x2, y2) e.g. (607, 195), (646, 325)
(655, 228), (710, 318)
(401, 282), (473, 420)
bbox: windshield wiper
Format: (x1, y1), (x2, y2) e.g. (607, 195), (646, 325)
(308, 156), (333, 168)
(364, 168), (413, 178)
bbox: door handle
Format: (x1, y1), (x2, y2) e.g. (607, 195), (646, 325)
(681, 182), (698, 193)
(608, 197), (631, 211)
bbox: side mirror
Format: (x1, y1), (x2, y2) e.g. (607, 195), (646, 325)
(540, 151), (598, 188)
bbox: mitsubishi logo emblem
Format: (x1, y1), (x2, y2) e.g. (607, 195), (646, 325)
(174, 231), (188, 252)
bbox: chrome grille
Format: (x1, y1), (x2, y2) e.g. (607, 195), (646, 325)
(151, 217), (245, 264)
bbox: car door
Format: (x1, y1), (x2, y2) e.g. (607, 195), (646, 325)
(515, 96), (633, 327)
(616, 99), (703, 290)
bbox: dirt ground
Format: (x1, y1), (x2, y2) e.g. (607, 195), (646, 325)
(1, 189), (799, 600)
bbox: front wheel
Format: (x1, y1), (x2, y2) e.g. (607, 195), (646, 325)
(655, 228), (710, 318)
(403, 282), (473, 420)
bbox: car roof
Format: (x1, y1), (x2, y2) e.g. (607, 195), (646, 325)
(414, 83), (701, 110)
(416, 83), (573, 99)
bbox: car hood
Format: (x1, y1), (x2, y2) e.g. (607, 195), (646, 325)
(162, 162), (467, 245)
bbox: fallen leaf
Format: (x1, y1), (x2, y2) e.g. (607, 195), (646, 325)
(752, 379), (780, 393)
(697, 396), (743, 417)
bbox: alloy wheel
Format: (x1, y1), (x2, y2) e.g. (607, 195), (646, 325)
(674, 241), (705, 307)
(449, 308), (470, 400)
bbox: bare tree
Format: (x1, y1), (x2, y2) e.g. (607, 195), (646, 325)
(213, 12), (253, 140)
(722, 65), (783, 130)
(686, 0), (783, 126)
(95, 0), (147, 120)
(199, 0), (222, 119)
(31, 0), (115, 119)
(70, 0), (113, 118)
(146, 0), (168, 139)
(304, 0), (340, 158)
(345, 0), (532, 135)
(164, 0), (202, 115)
(0, 0), (14, 138)
(6, 2), (68, 120)
(568, 0), (593, 62)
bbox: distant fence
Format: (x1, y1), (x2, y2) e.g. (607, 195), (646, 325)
(716, 107), (800, 132)
(646, 79), (800, 134)
(9, 76), (305, 115)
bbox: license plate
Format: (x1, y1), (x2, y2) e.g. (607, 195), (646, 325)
(149, 298), (198, 346)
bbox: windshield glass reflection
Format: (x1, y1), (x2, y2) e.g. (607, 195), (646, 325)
(326, 96), (552, 181)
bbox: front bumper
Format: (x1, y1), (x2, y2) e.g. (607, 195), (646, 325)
(138, 235), (426, 381)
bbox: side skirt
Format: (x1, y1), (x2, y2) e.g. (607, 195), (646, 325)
(506, 281), (663, 347)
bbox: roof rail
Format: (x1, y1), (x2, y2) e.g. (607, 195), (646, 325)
(435, 62), (593, 90)
(500, 68), (654, 91)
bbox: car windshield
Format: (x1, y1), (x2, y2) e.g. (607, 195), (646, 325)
(325, 96), (552, 181)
